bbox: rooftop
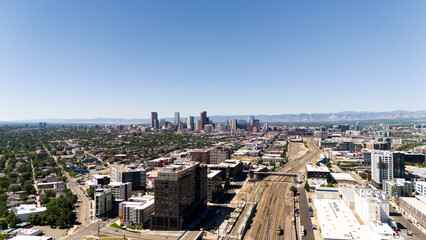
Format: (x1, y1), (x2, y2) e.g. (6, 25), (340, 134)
(93, 174), (110, 179)
(331, 173), (356, 182)
(314, 199), (368, 240)
(208, 170), (222, 178)
(306, 164), (330, 173)
(13, 205), (47, 215)
(400, 196), (426, 215)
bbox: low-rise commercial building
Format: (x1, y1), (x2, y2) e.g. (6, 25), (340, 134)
(330, 173), (357, 184)
(383, 178), (413, 199)
(399, 195), (426, 228)
(305, 165), (330, 179)
(262, 154), (283, 164)
(314, 199), (369, 240)
(11, 204), (47, 221)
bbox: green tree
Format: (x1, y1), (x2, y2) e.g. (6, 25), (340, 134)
(29, 213), (42, 226)
(87, 187), (94, 199)
(290, 186), (298, 196)
(6, 212), (20, 228)
(325, 162), (331, 168)
(304, 182), (310, 192)
(0, 219), (7, 230)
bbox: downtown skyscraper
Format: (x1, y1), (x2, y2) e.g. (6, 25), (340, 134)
(151, 112), (159, 129)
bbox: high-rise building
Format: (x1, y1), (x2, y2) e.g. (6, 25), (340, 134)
(151, 112), (159, 129)
(174, 112), (180, 126)
(159, 119), (166, 128)
(186, 116), (194, 131)
(110, 165), (146, 190)
(151, 163), (207, 230)
(371, 151), (405, 188)
(200, 111), (208, 130)
(237, 120), (246, 129)
(230, 119), (237, 132)
(204, 124), (213, 133)
(248, 116), (254, 126)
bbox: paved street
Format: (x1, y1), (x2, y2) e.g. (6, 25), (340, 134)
(298, 187), (314, 240)
(389, 205), (426, 240)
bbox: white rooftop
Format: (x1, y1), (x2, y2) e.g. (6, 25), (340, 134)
(14, 228), (42, 235)
(314, 199), (368, 240)
(331, 173), (356, 182)
(14, 205), (47, 215)
(93, 174), (110, 179)
(306, 164), (329, 173)
(121, 196), (154, 210)
(400, 196), (426, 216)
(9, 236), (52, 240)
(208, 170), (222, 178)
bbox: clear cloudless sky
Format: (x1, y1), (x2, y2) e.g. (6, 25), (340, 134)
(1, 1), (426, 121)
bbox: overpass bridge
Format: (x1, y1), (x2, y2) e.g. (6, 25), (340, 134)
(250, 171), (300, 181)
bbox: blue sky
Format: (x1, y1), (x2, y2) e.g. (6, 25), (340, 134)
(1, 1), (426, 121)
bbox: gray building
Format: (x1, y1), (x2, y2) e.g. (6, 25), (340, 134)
(151, 162), (207, 230)
(174, 112), (180, 126)
(383, 178), (413, 200)
(108, 182), (132, 201)
(210, 147), (232, 164)
(151, 112), (159, 129)
(207, 170), (222, 202)
(110, 165), (146, 190)
(95, 188), (113, 216)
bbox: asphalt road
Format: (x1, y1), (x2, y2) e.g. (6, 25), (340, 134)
(298, 187), (314, 240)
(389, 205), (426, 240)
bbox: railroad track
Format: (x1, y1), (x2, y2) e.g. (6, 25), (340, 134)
(244, 138), (321, 240)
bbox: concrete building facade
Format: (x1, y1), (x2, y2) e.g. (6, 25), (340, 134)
(110, 165), (146, 190)
(151, 163), (207, 230)
(210, 147), (231, 164)
(95, 188), (113, 216)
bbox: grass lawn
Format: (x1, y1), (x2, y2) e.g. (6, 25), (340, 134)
(109, 223), (140, 234)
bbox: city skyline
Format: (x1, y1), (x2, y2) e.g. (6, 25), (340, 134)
(1, 1), (426, 120)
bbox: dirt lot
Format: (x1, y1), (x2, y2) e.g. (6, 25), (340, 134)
(288, 142), (308, 160)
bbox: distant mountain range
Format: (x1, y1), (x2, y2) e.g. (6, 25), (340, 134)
(2, 110), (426, 125)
